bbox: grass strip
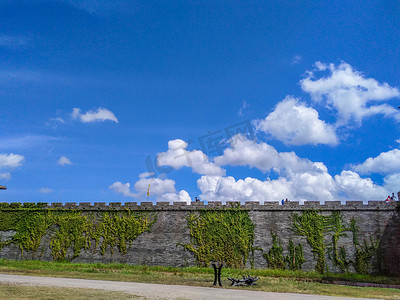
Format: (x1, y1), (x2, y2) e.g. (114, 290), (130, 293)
(0, 259), (399, 299)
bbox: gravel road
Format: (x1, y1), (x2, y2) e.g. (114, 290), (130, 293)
(0, 274), (379, 300)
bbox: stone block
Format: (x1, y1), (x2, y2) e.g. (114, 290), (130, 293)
(191, 201), (205, 208)
(124, 202), (138, 209)
(208, 201), (223, 208)
(345, 201), (364, 208)
(78, 202), (92, 209)
(140, 202), (154, 209)
(108, 202), (122, 209)
(93, 202), (106, 210)
(323, 201), (341, 208)
(64, 202), (78, 209)
(303, 201), (321, 209)
(155, 202), (171, 209)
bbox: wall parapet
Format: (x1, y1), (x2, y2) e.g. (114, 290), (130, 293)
(0, 200), (398, 211)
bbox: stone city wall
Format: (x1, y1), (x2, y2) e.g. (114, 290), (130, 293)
(0, 200), (399, 275)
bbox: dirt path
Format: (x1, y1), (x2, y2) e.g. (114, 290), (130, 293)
(0, 274), (379, 300)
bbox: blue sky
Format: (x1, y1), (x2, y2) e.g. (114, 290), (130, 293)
(1, 1), (399, 203)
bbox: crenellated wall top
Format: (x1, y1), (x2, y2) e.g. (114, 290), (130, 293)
(1, 200), (398, 211)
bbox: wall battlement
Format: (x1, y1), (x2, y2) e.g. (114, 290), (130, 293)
(1, 200), (398, 211)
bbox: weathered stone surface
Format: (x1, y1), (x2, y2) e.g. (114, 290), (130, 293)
(0, 201), (399, 274)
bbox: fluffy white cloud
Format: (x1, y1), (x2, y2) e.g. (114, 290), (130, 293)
(352, 149), (400, 175)
(383, 173), (400, 194)
(0, 172), (11, 180)
(39, 187), (52, 194)
(157, 139), (225, 176)
(197, 175), (293, 202)
(157, 190), (191, 203)
(110, 175), (191, 203)
(0, 153), (24, 168)
(254, 96), (338, 145)
(197, 173), (336, 202)
(139, 172), (155, 179)
(58, 156), (72, 166)
(215, 135), (326, 175)
(133, 177), (176, 196)
(335, 171), (388, 200)
(198, 170), (391, 202)
(72, 107), (119, 123)
(301, 62), (400, 126)
(109, 181), (137, 198)
(199, 137), (394, 201)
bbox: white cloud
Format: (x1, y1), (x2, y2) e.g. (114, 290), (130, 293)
(157, 139), (225, 176)
(197, 175), (293, 202)
(133, 177), (176, 196)
(254, 96), (338, 145)
(352, 149), (400, 175)
(335, 171), (388, 200)
(156, 190), (191, 203)
(109, 181), (137, 198)
(39, 187), (52, 194)
(215, 135), (327, 175)
(0, 172), (11, 180)
(301, 61), (400, 126)
(383, 173), (400, 194)
(72, 107), (119, 123)
(203, 137), (340, 202)
(197, 172), (337, 202)
(49, 117), (65, 124)
(139, 172), (155, 179)
(200, 136), (394, 201)
(0, 153), (25, 168)
(109, 176), (191, 203)
(198, 170), (390, 202)
(58, 156), (72, 166)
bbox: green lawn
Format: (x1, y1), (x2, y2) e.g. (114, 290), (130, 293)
(0, 259), (399, 299)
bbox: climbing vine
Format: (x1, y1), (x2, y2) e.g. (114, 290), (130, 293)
(327, 211), (351, 272)
(291, 210), (380, 274)
(285, 239), (305, 271)
(263, 231), (285, 269)
(0, 205), (156, 261)
(180, 205), (255, 268)
(262, 232), (305, 271)
(350, 218), (379, 275)
(292, 210), (328, 273)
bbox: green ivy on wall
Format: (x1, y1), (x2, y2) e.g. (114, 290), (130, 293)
(291, 210), (379, 274)
(0, 205), (156, 261)
(263, 231), (285, 269)
(327, 211), (351, 272)
(179, 205), (255, 268)
(292, 210), (328, 273)
(350, 218), (379, 275)
(262, 232), (305, 271)
(285, 239), (305, 271)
